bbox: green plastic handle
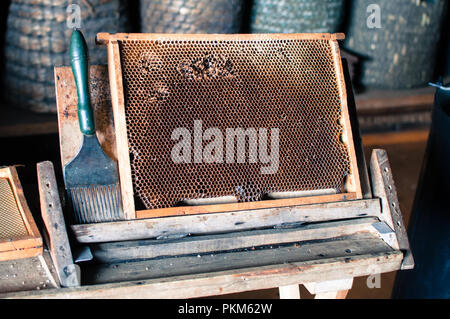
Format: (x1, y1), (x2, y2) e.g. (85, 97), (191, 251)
(70, 29), (95, 135)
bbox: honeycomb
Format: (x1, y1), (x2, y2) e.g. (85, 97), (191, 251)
(118, 37), (352, 209)
(0, 178), (28, 240)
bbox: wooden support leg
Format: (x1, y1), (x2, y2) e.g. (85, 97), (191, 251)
(279, 285), (301, 299)
(37, 161), (81, 288)
(304, 278), (353, 299)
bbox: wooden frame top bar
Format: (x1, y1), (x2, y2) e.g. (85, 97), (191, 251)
(96, 32), (346, 44)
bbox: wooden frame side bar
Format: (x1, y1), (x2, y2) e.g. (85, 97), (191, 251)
(107, 41), (136, 220)
(330, 40), (362, 198)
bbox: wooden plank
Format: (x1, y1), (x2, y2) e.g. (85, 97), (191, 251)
(83, 232), (393, 284)
(37, 161), (80, 287)
(107, 42), (135, 220)
(136, 193), (356, 219)
(91, 217), (381, 263)
(84, 232), (392, 285)
(71, 198), (381, 243)
(370, 149), (414, 270)
(0, 249), (403, 299)
(54, 65), (118, 168)
(331, 40), (362, 199)
(0, 251), (59, 293)
(0, 247), (43, 262)
(96, 32), (345, 44)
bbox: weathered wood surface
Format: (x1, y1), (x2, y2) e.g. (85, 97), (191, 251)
(96, 32), (346, 44)
(0, 251), (59, 293)
(106, 42), (136, 220)
(54, 65), (117, 167)
(0, 247), (402, 299)
(84, 232), (393, 285)
(331, 39), (362, 199)
(91, 217), (381, 263)
(136, 193), (357, 219)
(37, 161), (80, 287)
(71, 198), (381, 243)
(370, 149), (414, 270)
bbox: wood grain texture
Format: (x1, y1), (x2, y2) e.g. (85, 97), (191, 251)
(331, 40), (362, 198)
(370, 149), (414, 270)
(0, 248), (402, 299)
(71, 198), (381, 243)
(83, 232), (392, 285)
(91, 217), (381, 262)
(107, 42), (135, 220)
(0, 251), (59, 294)
(54, 65), (117, 167)
(96, 32), (345, 44)
(37, 161), (80, 287)
(136, 193), (357, 219)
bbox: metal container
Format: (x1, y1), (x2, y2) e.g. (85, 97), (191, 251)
(140, 0), (244, 34)
(3, 0), (130, 113)
(393, 83), (450, 298)
(250, 0), (345, 33)
(345, 0), (447, 89)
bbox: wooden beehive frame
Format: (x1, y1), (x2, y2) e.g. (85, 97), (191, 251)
(0, 166), (42, 261)
(96, 32), (362, 220)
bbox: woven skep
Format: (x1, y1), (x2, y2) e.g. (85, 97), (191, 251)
(345, 0), (447, 90)
(140, 0), (244, 34)
(250, 0), (345, 33)
(3, 0), (131, 113)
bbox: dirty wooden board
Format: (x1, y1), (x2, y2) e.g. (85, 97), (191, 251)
(0, 250), (59, 293)
(0, 249), (403, 299)
(370, 149), (414, 270)
(84, 232), (392, 285)
(37, 161), (80, 287)
(91, 217), (382, 262)
(72, 198), (381, 243)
